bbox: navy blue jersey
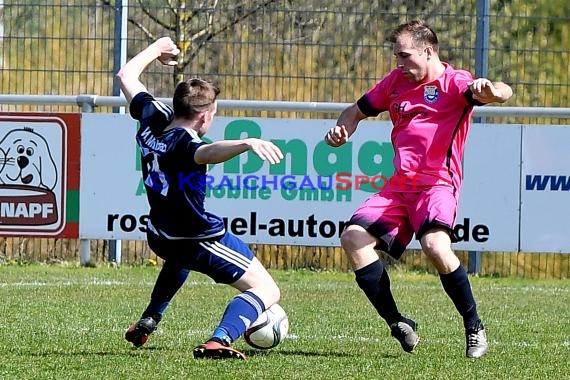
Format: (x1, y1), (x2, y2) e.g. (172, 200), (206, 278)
(130, 92), (225, 239)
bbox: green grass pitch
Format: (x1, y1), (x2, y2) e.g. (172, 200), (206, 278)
(0, 265), (568, 380)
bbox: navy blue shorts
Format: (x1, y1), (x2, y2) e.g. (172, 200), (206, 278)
(147, 232), (255, 284)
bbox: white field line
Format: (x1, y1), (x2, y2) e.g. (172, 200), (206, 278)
(276, 336), (570, 349)
(107, 328), (570, 349)
(393, 283), (570, 294)
(286, 282), (570, 294)
(0, 280), (208, 287)
(0, 279), (567, 294)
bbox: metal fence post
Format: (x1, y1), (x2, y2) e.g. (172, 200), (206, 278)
(106, 0), (129, 266)
(467, 0), (491, 275)
(77, 95), (96, 266)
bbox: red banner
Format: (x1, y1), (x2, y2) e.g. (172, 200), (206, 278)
(0, 113), (80, 238)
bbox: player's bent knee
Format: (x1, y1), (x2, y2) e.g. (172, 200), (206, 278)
(340, 226), (375, 253)
(252, 283), (280, 309)
(233, 259), (281, 306)
(340, 228), (361, 251)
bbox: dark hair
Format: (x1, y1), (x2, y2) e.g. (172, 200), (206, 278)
(388, 20), (439, 51)
(172, 78), (220, 120)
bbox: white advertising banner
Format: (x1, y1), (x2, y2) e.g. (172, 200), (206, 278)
(80, 113), (146, 239)
(203, 118), (392, 247)
(520, 126), (570, 252)
(80, 114), (521, 250)
(457, 124), (521, 251)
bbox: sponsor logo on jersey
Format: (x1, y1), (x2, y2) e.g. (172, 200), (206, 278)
(424, 85), (439, 103)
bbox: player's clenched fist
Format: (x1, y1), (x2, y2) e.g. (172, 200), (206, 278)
(468, 78), (513, 103)
(325, 125), (349, 147)
(153, 37), (180, 66)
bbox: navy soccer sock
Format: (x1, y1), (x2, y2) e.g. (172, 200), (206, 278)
(439, 265), (480, 329)
(212, 291), (265, 344)
(141, 260), (190, 322)
(354, 260), (402, 326)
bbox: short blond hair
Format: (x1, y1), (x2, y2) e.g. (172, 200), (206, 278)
(173, 78), (220, 120)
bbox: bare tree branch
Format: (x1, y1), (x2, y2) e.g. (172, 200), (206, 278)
(101, 0), (279, 82)
(188, 0), (219, 41)
(166, 0), (177, 16)
(183, 0), (278, 70)
(135, 0), (174, 31)
(177, 0), (201, 24)
(130, 19), (156, 42)
(100, 0), (173, 42)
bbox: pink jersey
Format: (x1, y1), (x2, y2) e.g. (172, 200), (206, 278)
(360, 62), (479, 194)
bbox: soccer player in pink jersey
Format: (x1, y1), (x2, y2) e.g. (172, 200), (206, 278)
(325, 20), (512, 358)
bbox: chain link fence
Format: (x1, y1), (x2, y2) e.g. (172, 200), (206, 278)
(2, 1), (569, 118)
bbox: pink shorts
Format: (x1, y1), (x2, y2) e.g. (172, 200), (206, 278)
(347, 186), (459, 258)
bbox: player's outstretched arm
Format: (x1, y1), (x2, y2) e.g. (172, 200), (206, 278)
(469, 78), (513, 104)
(116, 37), (180, 104)
(195, 138), (284, 165)
(325, 103), (367, 147)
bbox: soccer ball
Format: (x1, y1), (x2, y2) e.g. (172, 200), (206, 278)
(244, 303), (289, 349)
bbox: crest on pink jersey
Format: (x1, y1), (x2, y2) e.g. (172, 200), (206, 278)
(424, 86), (439, 103)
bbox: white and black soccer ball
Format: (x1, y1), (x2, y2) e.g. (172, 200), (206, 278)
(244, 303), (289, 349)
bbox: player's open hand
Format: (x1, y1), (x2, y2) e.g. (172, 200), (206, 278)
(247, 139), (284, 164)
(325, 125), (349, 147)
(154, 37), (180, 66)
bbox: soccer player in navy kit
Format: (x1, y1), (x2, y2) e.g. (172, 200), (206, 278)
(116, 37), (284, 360)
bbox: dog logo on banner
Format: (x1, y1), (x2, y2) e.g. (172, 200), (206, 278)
(0, 127), (60, 226)
(0, 128), (58, 190)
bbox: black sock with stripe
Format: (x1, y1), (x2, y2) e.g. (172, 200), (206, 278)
(439, 265), (480, 329)
(355, 260), (402, 326)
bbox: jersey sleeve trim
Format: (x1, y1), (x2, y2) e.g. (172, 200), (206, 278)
(463, 89), (485, 106)
(357, 94), (383, 117)
(129, 92), (148, 120)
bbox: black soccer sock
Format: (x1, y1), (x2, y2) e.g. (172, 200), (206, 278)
(354, 260), (402, 326)
(142, 260), (190, 321)
(439, 265), (480, 329)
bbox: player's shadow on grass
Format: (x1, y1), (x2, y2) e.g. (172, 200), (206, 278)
(24, 348), (398, 359)
(244, 349), (400, 359)
(22, 346), (167, 357)
(244, 349), (349, 358)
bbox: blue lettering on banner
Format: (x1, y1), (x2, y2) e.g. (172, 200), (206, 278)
(525, 175), (570, 191)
